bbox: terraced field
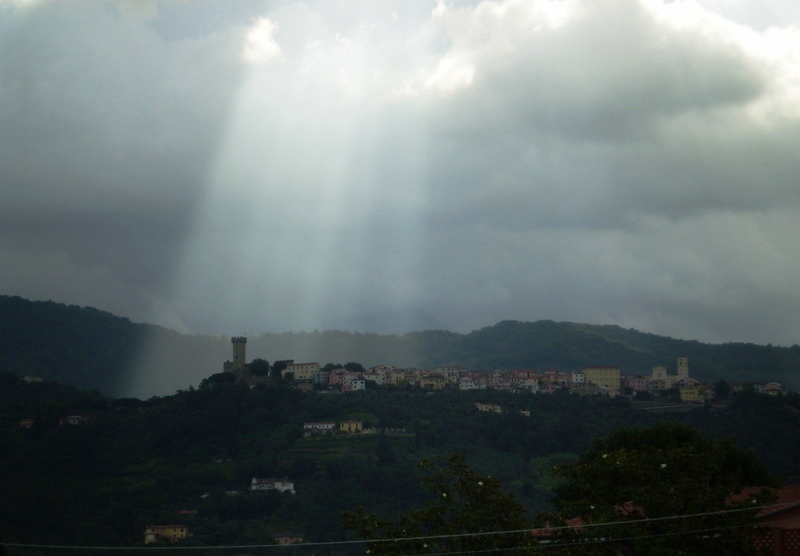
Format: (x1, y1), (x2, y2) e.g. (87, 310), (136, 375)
(278, 433), (415, 468)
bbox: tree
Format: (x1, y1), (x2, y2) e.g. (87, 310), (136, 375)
(199, 372), (236, 388)
(374, 429), (396, 466)
(715, 379), (732, 400)
(541, 422), (776, 555)
(290, 457), (318, 479)
(271, 360), (289, 379)
(342, 454), (537, 555)
(344, 361), (366, 374)
(249, 358), (270, 376)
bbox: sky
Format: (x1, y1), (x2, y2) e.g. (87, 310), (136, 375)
(2, 0), (800, 346)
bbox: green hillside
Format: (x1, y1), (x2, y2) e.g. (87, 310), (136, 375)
(1, 372), (798, 551)
(1, 295), (798, 397)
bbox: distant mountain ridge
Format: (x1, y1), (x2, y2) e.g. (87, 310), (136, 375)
(1, 295), (798, 398)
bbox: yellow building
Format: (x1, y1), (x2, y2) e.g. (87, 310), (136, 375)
(387, 370), (407, 386)
(339, 420), (363, 433)
(275, 533), (304, 545)
(282, 362), (320, 381)
(419, 374), (447, 390)
(582, 367), (621, 394)
(144, 525), (190, 544)
(678, 383), (703, 403)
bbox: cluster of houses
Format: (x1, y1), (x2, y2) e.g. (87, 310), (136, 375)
(223, 338), (786, 403)
(303, 419), (364, 436)
(147, 477), (300, 544)
(145, 526), (303, 547)
(300, 418), (406, 437)
(19, 414), (95, 429)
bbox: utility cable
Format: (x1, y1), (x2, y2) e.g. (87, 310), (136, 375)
(0, 500), (790, 552)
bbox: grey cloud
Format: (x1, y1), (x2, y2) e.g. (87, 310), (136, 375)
(0, 2), (244, 292)
(413, 0), (794, 233)
(2, 0), (800, 348)
(604, 122), (800, 220)
(434, 0), (766, 143)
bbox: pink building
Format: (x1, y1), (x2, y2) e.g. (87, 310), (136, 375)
(623, 375), (650, 392)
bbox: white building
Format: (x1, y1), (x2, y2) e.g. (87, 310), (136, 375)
(303, 422), (336, 435)
(362, 372), (385, 385)
(343, 376), (366, 392)
(458, 376), (487, 390)
(250, 477), (295, 494)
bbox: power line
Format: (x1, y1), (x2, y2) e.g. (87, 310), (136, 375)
(1, 500), (789, 552)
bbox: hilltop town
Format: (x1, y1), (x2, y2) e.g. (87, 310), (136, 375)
(221, 336), (786, 403)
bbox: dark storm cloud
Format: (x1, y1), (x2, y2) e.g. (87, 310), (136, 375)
(0, 1), (244, 320)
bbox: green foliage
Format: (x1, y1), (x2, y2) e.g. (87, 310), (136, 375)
(248, 358), (270, 376)
(342, 454), (538, 555)
(0, 371), (793, 552)
(544, 422), (776, 555)
(344, 411), (379, 426)
(199, 372), (236, 388)
(700, 390), (800, 475)
(0, 296), (149, 395)
(322, 361), (367, 374)
(344, 362), (366, 373)
(375, 429), (396, 466)
(528, 453), (577, 491)
(271, 359), (290, 379)
(715, 379), (732, 399)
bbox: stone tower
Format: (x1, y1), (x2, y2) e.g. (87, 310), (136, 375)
(677, 356), (689, 379)
(231, 336), (247, 377)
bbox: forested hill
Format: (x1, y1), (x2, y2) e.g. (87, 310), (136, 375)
(455, 320), (800, 388)
(1, 370), (799, 549)
(1, 295), (799, 398)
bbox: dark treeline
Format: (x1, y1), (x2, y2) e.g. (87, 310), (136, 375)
(2, 295), (799, 398)
(1, 370), (799, 552)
